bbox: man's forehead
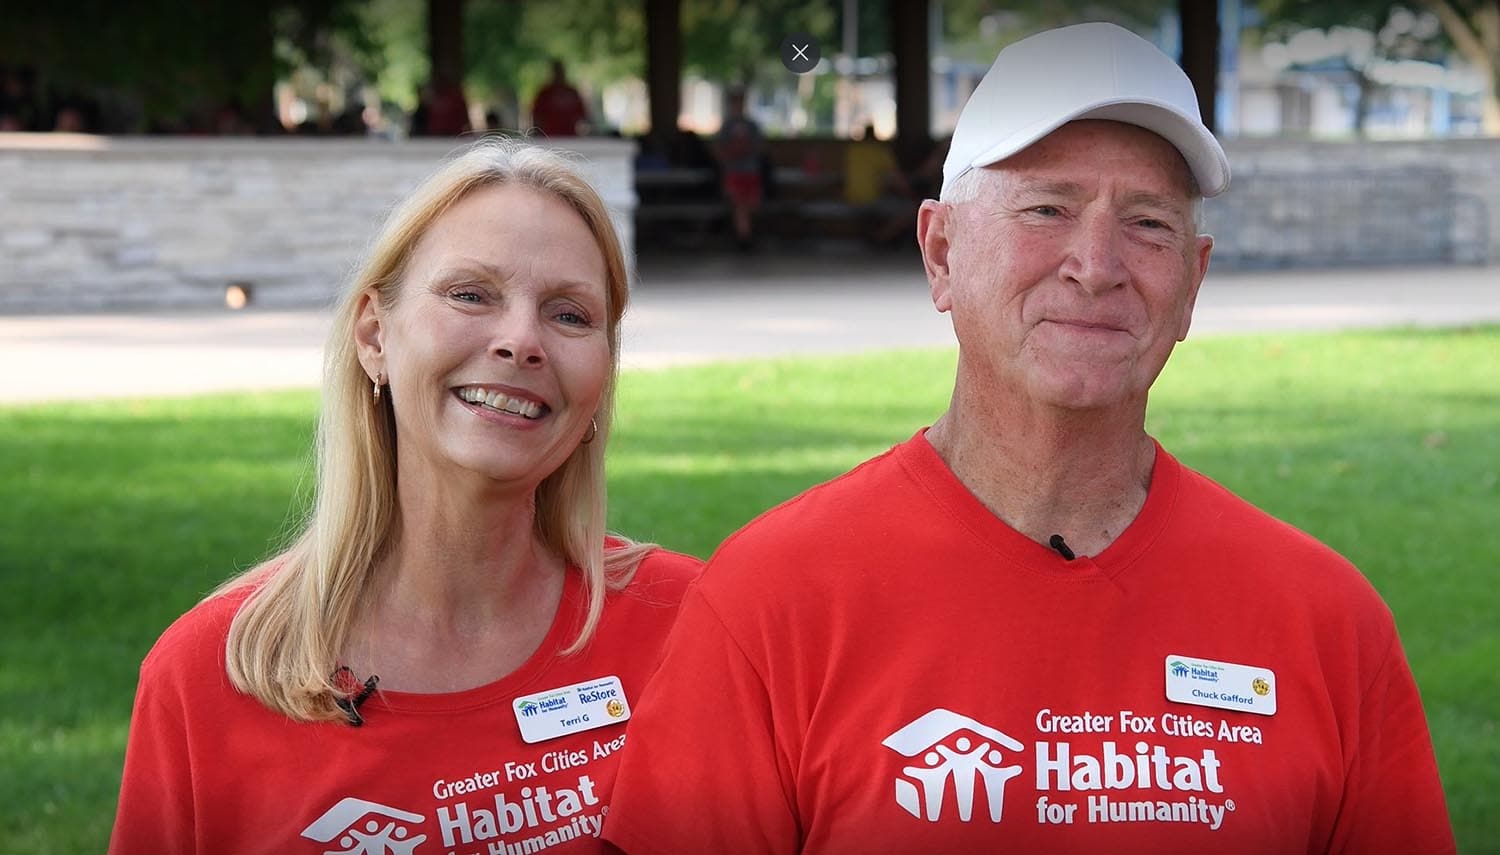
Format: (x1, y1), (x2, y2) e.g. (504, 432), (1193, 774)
(990, 120), (1199, 200)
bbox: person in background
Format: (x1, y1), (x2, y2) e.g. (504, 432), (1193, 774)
(843, 122), (916, 246)
(714, 86), (765, 251)
(110, 140), (700, 854)
(532, 59), (589, 138)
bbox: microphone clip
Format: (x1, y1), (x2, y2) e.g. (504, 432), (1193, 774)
(1048, 534), (1076, 561)
(332, 666), (380, 727)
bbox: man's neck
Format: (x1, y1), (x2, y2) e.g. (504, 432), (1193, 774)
(925, 398), (1156, 559)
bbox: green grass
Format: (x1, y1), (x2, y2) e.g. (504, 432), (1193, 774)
(2, 327), (1497, 852)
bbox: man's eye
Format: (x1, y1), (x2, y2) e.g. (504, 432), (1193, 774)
(556, 309), (591, 326)
(1137, 218), (1168, 230)
(1031, 205), (1062, 217)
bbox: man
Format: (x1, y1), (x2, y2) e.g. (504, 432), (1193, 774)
(604, 22), (1455, 855)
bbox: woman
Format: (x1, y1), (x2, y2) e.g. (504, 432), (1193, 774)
(109, 140), (700, 854)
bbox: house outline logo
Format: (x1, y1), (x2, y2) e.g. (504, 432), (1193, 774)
(882, 708), (1025, 823)
(301, 797), (428, 854)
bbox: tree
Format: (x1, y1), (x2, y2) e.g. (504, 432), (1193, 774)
(1418, 0), (1500, 132)
(1259, 1), (1450, 135)
(680, 0), (837, 87)
(0, 0), (372, 132)
(1261, 0), (1500, 134)
(937, 0), (1174, 65)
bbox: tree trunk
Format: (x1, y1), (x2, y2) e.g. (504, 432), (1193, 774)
(1354, 71), (1374, 137)
(1421, 0), (1500, 133)
(1486, 65), (1500, 134)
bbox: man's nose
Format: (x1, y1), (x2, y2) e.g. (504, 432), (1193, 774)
(1059, 213), (1129, 295)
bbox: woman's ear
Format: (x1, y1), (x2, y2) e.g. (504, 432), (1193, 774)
(353, 289), (386, 380)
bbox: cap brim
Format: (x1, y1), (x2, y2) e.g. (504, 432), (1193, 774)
(961, 98), (1230, 197)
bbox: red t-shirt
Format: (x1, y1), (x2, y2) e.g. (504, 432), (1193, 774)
(604, 433), (1455, 855)
(110, 547), (700, 855)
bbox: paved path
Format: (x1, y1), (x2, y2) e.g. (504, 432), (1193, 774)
(2, 255), (1496, 404)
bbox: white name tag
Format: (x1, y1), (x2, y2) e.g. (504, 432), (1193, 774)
(1165, 654), (1277, 716)
(513, 675), (631, 744)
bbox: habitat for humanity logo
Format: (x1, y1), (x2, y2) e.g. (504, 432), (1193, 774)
(882, 708), (1024, 823)
(1170, 659), (1223, 683)
(517, 693), (568, 718)
(301, 797), (427, 854)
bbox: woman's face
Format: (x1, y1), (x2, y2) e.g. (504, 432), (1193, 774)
(360, 182), (611, 493)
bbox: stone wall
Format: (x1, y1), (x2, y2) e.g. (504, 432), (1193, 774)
(0, 135), (637, 312)
(1214, 138), (1498, 268)
(0, 134), (1495, 312)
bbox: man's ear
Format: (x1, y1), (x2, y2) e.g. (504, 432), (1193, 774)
(918, 200), (956, 313)
(353, 289), (387, 379)
(1178, 234), (1213, 341)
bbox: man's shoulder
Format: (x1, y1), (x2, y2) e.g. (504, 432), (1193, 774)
(1173, 457), (1388, 606)
(1177, 461), (1339, 550)
(702, 441), (914, 578)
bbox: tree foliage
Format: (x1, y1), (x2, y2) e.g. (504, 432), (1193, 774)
(1259, 0), (1450, 132)
(1416, 0), (1500, 131)
(937, 0), (1174, 65)
(0, 0), (370, 130)
(1260, 0), (1500, 133)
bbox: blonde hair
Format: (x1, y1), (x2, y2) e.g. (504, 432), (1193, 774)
(217, 139), (652, 722)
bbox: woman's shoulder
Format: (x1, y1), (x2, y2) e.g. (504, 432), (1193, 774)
(132, 582), (258, 702)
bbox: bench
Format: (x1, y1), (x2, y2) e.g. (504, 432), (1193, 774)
(635, 165), (880, 248)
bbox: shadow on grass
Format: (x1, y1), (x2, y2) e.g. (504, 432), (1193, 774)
(1, 330), (1496, 853)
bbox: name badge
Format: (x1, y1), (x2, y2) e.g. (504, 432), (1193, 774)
(1165, 654), (1277, 716)
(513, 674), (631, 744)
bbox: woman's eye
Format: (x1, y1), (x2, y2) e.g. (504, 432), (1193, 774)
(452, 290), (484, 303)
(556, 309), (591, 326)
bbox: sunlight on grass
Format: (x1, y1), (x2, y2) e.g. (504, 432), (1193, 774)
(1, 327), (1495, 852)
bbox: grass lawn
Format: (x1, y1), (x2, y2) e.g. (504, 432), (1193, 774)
(2, 326), (1496, 852)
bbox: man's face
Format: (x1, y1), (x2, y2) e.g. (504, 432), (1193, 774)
(924, 119), (1213, 413)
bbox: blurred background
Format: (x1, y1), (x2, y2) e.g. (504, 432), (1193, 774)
(2, 0), (1498, 312)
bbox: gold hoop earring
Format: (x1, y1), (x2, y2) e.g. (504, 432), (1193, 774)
(581, 417), (598, 445)
(372, 373), (384, 401)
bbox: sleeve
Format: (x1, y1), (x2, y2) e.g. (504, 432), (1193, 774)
(1328, 634), (1456, 855)
(107, 660), (197, 855)
(602, 584), (801, 855)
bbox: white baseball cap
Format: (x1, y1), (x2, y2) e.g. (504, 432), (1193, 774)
(942, 22), (1230, 199)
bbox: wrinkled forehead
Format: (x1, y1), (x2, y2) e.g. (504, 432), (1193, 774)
(1004, 119), (1200, 199)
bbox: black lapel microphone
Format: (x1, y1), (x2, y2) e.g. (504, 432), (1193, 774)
(1048, 534), (1076, 561)
(332, 666), (380, 727)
